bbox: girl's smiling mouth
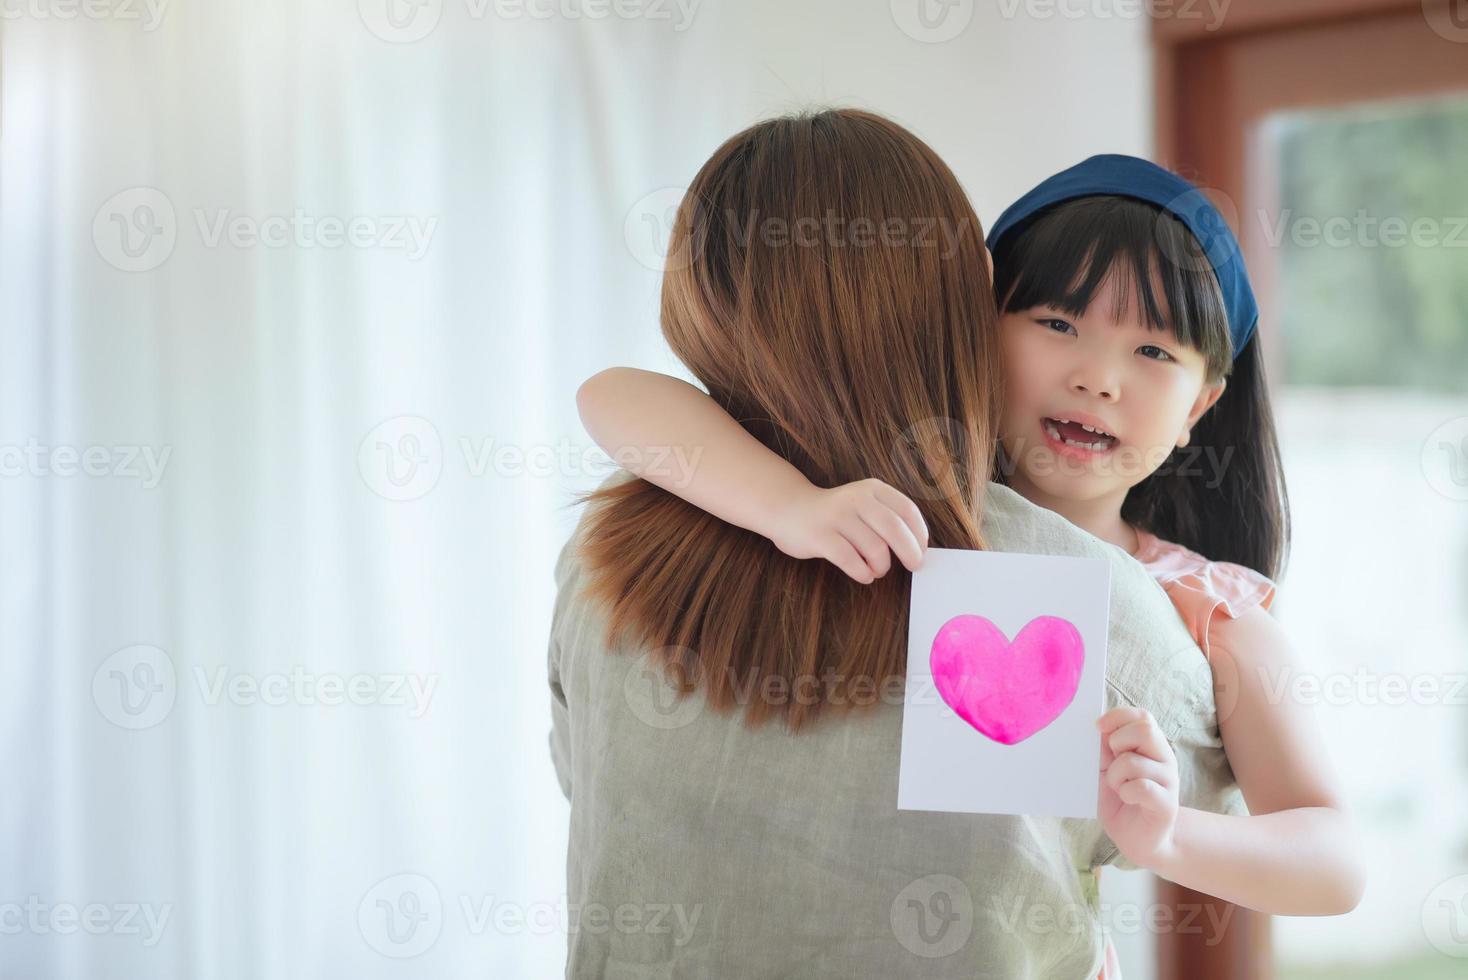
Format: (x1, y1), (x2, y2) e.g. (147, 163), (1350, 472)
(1041, 416), (1120, 458)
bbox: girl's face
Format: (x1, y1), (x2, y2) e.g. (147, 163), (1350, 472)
(997, 272), (1226, 509)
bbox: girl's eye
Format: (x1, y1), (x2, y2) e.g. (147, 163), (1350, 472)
(1138, 345), (1175, 362)
(1039, 318), (1076, 336)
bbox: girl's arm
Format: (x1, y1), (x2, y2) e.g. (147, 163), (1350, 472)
(1101, 609), (1367, 915)
(576, 367), (928, 582)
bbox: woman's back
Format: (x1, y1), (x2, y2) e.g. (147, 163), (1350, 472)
(549, 477), (1245, 979)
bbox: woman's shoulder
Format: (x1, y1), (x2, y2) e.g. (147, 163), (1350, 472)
(1131, 526), (1277, 626)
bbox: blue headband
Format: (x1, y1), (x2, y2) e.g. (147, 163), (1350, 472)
(985, 154), (1259, 358)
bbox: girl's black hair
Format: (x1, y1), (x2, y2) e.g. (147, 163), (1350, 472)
(991, 195), (1291, 580)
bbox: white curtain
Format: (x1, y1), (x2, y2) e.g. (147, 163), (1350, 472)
(0, 3), (1151, 976)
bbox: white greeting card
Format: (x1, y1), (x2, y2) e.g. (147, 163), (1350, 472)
(897, 547), (1111, 819)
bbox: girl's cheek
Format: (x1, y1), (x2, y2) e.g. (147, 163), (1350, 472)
(999, 353), (1024, 399)
(1002, 330), (1044, 384)
(1003, 354), (1041, 406)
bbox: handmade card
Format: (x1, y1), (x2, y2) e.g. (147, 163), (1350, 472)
(897, 547), (1111, 819)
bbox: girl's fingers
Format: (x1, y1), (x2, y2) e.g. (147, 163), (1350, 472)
(823, 535), (875, 584)
(839, 518), (892, 579)
(1106, 719), (1174, 765)
(1117, 778), (1170, 810)
(858, 500), (924, 572)
(1097, 705), (1149, 736)
(1098, 708), (1144, 769)
(869, 481), (929, 549)
(1104, 751), (1173, 793)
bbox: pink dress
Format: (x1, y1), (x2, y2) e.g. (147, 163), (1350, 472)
(1093, 526), (1277, 979)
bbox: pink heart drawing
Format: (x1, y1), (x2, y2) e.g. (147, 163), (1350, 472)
(929, 614), (1085, 745)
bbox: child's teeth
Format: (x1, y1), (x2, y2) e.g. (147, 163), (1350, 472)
(1046, 418), (1111, 451)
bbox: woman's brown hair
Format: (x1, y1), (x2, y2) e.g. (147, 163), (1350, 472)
(578, 108), (1003, 730)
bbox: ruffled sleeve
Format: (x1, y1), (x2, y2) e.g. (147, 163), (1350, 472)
(1133, 529), (1276, 660)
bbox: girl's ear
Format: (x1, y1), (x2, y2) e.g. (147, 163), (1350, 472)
(1181, 379), (1227, 443)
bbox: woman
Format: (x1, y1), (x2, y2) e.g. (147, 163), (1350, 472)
(548, 109), (1242, 978)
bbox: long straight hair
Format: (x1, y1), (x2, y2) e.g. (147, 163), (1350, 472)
(992, 195), (1290, 579)
(578, 109), (1004, 730)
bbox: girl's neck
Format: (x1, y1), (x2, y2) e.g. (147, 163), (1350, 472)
(1007, 474), (1141, 556)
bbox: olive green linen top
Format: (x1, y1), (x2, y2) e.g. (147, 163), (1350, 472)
(548, 476), (1243, 979)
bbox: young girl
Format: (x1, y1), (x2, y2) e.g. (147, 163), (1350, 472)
(578, 156), (1364, 971)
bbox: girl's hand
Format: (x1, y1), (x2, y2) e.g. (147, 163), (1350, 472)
(1097, 706), (1181, 869)
(766, 478), (929, 584)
